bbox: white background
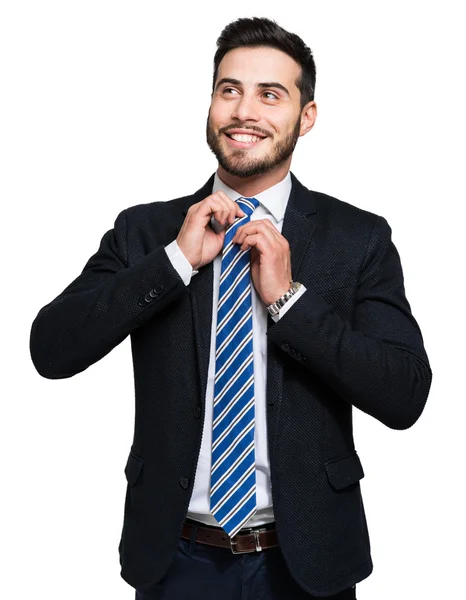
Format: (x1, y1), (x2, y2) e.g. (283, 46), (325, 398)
(1, 1), (464, 598)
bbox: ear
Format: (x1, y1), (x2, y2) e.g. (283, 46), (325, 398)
(300, 101), (317, 137)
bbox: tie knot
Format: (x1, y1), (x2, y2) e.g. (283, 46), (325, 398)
(236, 196), (260, 217)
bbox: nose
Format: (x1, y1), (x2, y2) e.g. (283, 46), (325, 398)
(230, 93), (261, 123)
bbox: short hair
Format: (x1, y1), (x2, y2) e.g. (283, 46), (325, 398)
(212, 16), (316, 110)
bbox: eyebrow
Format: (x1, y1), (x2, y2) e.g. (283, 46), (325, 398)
(215, 77), (290, 98)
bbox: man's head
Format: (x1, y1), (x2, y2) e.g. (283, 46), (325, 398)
(206, 17), (317, 182)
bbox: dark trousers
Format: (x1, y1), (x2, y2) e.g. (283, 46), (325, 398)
(135, 521), (357, 599)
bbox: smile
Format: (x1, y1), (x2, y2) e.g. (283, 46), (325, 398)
(224, 133), (267, 148)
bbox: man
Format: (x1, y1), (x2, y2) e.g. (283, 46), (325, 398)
(30, 16), (432, 600)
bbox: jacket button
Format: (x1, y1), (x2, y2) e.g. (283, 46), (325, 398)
(281, 343), (290, 352)
(179, 476), (189, 490)
(144, 293), (152, 303)
(149, 289), (157, 298)
(154, 284), (164, 294)
(193, 406), (201, 418)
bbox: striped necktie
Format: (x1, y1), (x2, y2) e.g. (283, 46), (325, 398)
(209, 196), (260, 538)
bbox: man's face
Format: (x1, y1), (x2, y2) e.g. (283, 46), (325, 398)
(206, 46), (306, 178)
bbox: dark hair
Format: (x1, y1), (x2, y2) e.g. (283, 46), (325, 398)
(212, 17), (316, 110)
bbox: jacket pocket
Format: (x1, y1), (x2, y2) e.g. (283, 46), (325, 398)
(325, 451), (365, 490)
(124, 451), (144, 485)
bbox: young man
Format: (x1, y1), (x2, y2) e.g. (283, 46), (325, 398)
(30, 16), (432, 600)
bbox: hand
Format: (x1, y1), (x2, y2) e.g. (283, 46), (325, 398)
(232, 219), (292, 305)
(177, 192), (245, 270)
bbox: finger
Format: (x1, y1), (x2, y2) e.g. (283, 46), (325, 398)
(238, 232), (273, 254)
(234, 218), (278, 239)
(256, 219), (285, 244)
(190, 194), (229, 227)
(211, 193), (232, 225)
(260, 218), (281, 235)
(228, 195), (246, 224)
(238, 230), (275, 254)
(214, 192), (245, 225)
(204, 193), (234, 226)
(234, 220), (284, 247)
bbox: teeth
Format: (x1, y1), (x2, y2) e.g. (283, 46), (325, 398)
(229, 133), (263, 143)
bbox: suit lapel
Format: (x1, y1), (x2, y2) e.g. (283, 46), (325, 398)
(264, 172), (318, 449)
(179, 172), (318, 440)
(178, 174), (216, 415)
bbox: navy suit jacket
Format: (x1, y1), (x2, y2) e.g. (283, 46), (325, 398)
(30, 171), (432, 596)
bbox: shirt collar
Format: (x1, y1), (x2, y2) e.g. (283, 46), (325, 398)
(212, 170), (292, 223)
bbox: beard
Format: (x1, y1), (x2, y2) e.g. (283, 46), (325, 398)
(206, 111), (301, 178)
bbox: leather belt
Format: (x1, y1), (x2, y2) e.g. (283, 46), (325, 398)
(181, 519), (279, 554)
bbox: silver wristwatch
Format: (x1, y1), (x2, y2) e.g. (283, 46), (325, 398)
(267, 280), (302, 317)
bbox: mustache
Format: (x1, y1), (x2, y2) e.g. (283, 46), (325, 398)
(222, 126), (270, 138)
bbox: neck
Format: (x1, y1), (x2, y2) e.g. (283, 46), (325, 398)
(217, 161), (291, 197)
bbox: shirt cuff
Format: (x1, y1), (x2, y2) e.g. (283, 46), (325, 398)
(271, 285), (307, 322)
(164, 240), (198, 286)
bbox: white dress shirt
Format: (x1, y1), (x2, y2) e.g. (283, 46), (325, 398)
(164, 171), (307, 527)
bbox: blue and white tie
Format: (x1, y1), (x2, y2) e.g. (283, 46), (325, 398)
(210, 196), (260, 538)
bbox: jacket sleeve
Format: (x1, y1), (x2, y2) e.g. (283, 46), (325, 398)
(266, 215), (433, 430)
(30, 208), (189, 379)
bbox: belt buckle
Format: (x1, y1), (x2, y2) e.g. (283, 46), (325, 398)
(230, 527), (267, 554)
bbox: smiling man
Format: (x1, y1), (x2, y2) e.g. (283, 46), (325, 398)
(206, 45), (314, 192)
(30, 16), (432, 600)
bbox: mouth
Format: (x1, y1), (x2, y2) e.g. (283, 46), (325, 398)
(224, 132), (267, 148)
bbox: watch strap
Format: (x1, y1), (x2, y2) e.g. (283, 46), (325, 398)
(267, 281), (302, 317)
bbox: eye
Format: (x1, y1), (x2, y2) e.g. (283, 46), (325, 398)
(222, 87), (279, 100)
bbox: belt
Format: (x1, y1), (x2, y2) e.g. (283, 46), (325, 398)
(181, 519), (279, 554)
